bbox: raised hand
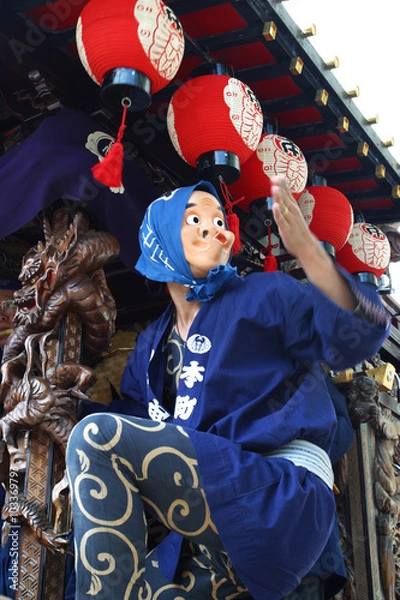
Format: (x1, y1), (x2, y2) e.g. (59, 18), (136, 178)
(270, 174), (319, 261)
(270, 174), (357, 311)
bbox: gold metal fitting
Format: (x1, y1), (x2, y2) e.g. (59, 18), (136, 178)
(392, 185), (400, 199)
(357, 142), (369, 157)
(263, 21), (277, 41)
(337, 116), (349, 132)
(366, 114), (379, 124)
(346, 86), (360, 98)
(366, 364), (396, 392)
(289, 57), (303, 75)
(382, 137), (395, 148)
(325, 57), (340, 69)
(303, 24), (317, 37)
(315, 89), (329, 106)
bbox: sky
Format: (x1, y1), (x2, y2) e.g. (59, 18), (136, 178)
(283, 0), (400, 296)
(284, 0), (400, 163)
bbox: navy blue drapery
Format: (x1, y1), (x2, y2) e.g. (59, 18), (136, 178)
(0, 107), (159, 271)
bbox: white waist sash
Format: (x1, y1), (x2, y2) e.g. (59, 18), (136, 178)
(264, 439), (334, 489)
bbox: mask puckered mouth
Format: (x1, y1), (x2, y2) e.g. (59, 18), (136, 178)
(215, 232), (228, 245)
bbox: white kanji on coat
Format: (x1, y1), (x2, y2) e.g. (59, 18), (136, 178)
(148, 398), (170, 422)
(174, 395), (197, 420)
(180, 361), (205, 388)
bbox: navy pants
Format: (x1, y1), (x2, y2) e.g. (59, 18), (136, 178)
(66, 413), (251, 599)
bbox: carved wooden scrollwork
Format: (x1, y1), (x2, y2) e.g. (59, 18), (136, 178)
(345, 374), (400, 600)
(346, 376), (380, 425)
(0, 206), (119, 596)
(333, 451), (357, 600)
(373, 408), (400, 600)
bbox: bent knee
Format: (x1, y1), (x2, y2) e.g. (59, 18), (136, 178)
(67, 412), (112, 455)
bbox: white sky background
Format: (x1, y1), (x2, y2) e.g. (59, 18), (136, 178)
(283, 0), (400, 298)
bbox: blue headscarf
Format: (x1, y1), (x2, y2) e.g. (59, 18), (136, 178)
(135, 181), (240, 302)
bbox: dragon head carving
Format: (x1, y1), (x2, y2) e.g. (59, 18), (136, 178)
(2, 206), (119, 365)
(14, 213), (82, 327)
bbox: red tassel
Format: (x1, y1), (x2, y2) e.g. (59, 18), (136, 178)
(219, 178), (243, 255)
(264, 252), (277, 272)
(226, 212), (242, 255)
(92, 100), (128, 188)
(263, 224), (278, 272)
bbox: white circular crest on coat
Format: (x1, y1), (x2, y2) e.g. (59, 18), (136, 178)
(186, 334), (212, 354)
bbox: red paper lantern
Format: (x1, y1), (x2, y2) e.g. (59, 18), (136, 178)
(336, 223), (391, 280)
(167, 64), (263, 183)
(229, 133), (308, 211)
(297, 186), (353, 255)
(76, 0), (185, 110)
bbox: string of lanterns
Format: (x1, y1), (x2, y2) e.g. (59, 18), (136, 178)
(75, 0), (392, 286)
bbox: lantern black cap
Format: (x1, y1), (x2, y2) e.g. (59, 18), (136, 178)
(101, 68), (151, 112)
(355, 272), (379, 288)
(189, 62), (234, 79)
(197, 150), (240, 185)
(319, 241), (336, 259)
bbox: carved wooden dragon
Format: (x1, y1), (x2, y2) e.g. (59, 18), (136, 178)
(2, 210), (119, 367)
(0, 207), (120, 554)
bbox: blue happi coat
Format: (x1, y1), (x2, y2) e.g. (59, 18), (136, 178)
(120, 269), (389, 598)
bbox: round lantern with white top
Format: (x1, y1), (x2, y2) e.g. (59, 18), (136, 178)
(76, 0), (185, 111)
(167, 63), (263, 183)
(336, 222), (391, 287)
(297, 185), (353, 257)
(229, 132), (308, 211)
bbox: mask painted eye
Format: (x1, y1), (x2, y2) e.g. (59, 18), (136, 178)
(213, 216), (225, 228)
(186, 214), (200, 225)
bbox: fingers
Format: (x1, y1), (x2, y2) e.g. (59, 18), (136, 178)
(270, 175), (294, 224)
(270, 175), (312, 259)
(280, 204), (289, 217)
(273, 201), (289, 225)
